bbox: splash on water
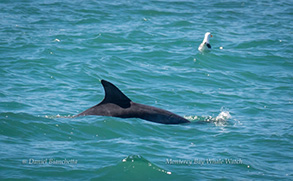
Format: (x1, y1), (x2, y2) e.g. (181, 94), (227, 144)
(185, 110), (232, 126)
(43, 114), (75, 119)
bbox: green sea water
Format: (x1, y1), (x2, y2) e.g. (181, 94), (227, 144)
(1, 0), (292, 180)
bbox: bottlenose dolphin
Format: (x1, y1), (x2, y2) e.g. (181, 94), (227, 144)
(75, 80), (190, 124)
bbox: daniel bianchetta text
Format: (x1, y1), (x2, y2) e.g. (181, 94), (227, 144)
(166, 158), (243, 165)
(22, 158), (78, 165)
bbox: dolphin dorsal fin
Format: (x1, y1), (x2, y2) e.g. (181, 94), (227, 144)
(100, 80), (132, 108)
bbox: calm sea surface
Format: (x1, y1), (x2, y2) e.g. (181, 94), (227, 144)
(1, 0), (292, 180)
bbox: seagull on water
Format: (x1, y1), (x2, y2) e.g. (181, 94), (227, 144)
(198, 32), (212, 52)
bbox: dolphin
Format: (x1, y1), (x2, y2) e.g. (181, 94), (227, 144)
(75, 80), (190, 124)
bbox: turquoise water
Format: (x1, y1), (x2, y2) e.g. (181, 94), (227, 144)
(1, 0), (293, 180)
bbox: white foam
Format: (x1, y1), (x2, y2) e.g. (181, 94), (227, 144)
(216, 111), (231, 121)
(184, 115), (198, 121)
(185, 109), (232, 126)
(214, 111), (231, 126)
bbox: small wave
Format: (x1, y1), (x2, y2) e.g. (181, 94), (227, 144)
(94, 155), (172, 180)
(121, 155), (171, 175)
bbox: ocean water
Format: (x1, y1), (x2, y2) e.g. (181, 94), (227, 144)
(1, 0), (292, 180)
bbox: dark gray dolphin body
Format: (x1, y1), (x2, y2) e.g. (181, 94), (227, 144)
(75, 80), (190, 124)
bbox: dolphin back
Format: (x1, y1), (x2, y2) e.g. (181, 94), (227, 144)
(75, 80), (190, 124)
